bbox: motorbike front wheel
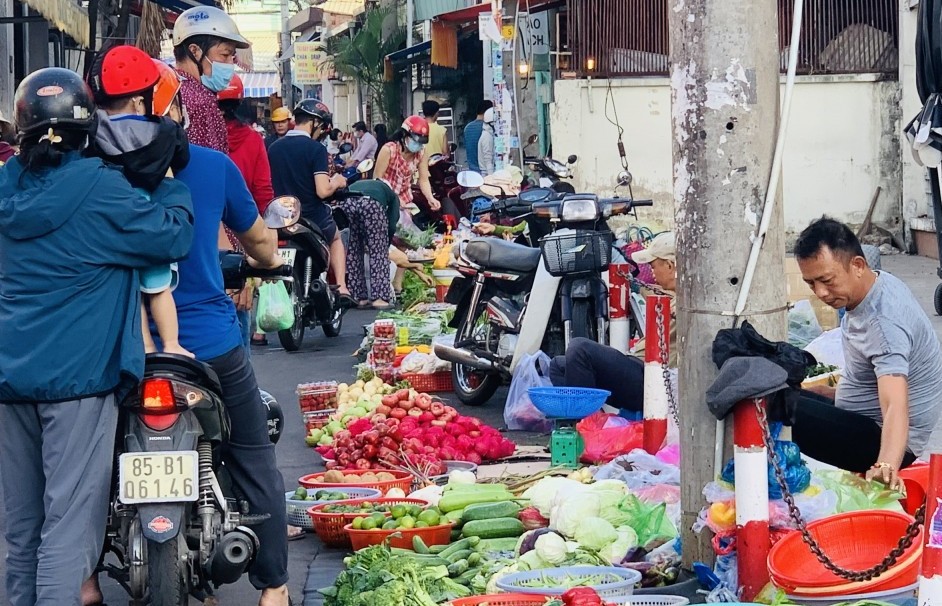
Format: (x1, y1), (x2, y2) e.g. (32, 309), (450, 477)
(570, 299), (597, 342)
(147, 535), (188, 606)
(278, 262), (307, 351)
(322, 300), (344, 337)
(452, 304), (501, 406)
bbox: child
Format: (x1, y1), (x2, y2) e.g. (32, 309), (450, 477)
(88, 46), (192, 356)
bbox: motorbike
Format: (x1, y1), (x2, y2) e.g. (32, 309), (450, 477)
(522, 134), (578, 194)
(412, 143), (465, 230)
(101, 197), (299, 606)
(275, 158), (373, 351)
(434, 171), (652, 406)
(333, 141), (367, 181)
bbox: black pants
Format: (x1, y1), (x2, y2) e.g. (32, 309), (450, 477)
(207, 346), (288, 590)
(548, 338), (645, 411)
(792, 390), (916, 473)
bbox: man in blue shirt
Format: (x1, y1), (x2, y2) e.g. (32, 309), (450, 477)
(463, 100), (493, 173)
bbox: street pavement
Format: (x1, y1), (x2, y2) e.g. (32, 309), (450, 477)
(1, 254), (941, 604)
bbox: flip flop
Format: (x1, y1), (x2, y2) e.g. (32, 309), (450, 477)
(337, 293), (358, 309)
(287, 527), (306, 541)
(372, 302), (395, 311)
(357, 301), (372, 310)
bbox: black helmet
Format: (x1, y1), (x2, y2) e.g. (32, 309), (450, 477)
(259, 389), (284, 445)
(293, 98), (332, 125)
(14, 68), (96, 137)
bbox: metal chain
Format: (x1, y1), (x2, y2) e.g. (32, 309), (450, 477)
(755, 399), (925, 582)
(654, 298), (680, 427)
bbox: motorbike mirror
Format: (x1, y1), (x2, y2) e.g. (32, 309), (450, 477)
(357, 158), (374, 174)
(449, 142), (458, 153)
(263, 196), (301, 229)
(428, 153), (444, 167)
(338, 142), (354, 155)
(567, 154), (578, 165)
(527, 133), (539, 146)
(457, 171), (485, 188)
(617, 170), (633, 186)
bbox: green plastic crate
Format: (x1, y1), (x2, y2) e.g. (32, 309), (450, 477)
(551, 427), (584, 468)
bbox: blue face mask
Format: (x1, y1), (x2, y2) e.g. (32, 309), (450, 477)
(201, 61), (236, 93)
(406, 138), (424, 153)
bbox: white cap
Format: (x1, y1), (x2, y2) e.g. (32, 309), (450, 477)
(173, 6), (250, 49)
(631, 232), (676, 265)
(483, 108), (495, 123)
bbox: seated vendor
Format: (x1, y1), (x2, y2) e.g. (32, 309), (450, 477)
(793, 218), (942, 489)
(548, 232), (678, 411)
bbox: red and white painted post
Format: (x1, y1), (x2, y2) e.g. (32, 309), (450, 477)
(643, 295), (671, 454)
(734, 397), (771, 601)
(608, 263), (632, 354)
(918, 454), (942, 606)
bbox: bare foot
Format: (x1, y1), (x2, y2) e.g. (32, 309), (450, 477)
(259, 584), (290, 606)
(162, 343), (195, 358)
(81, 576), (103, 605)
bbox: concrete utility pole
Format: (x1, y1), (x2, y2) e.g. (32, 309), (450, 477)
(668, 0), (787, 566)
(279, 0), (292, 106)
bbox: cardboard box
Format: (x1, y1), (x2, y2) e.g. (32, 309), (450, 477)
(785, 257), (840, 331)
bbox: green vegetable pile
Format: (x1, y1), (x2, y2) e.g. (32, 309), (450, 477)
(516, 571), (624, 590)
(805, 363), (838, 379)
(320, 543), (472, 606)
(396, 224), (437, 250)
(399, 270), (434, 310)
(290, 487), (348, 502)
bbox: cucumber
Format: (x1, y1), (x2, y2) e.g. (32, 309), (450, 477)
(467, 552), (482, 566)
(473, 538), (519, 554)
(444, 510), (465, 525)
(461, 517), (526, 539)
(438, 490), (515, 513)
(439, 537), (473, 559)
(446, 549), (473, 564)
(461, 501), (522, 523)
(412, 535), (430, 554)
(450, 528), (462, 542)
(429, 544), (449, 554)
(447, 559), (469, 576)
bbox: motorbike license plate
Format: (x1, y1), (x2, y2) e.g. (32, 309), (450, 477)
(278, 248), (297, 266)
(118, 451), (199, 505)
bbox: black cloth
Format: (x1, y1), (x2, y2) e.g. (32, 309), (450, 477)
(268, 134), (336, 240)
(706, 356), (789, 420)
(793, 389), (917, 473)
(93, 115), (190, 192)
(548, 338), (645, 411)
(206, 345), (288, 589)
(713, 320), (817, 386)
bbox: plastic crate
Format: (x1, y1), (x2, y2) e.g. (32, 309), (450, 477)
(551, 427), (584, 468)
(448, 595), (550, 606)
(540, 230), (614, 276)
(306, 497), (429, 547)
(528, 387), (610, 419)
(284, 487), (381, 529)
(400, 371), (453, 393)
(303, 410), (335, 433)
(296, 381), (338, 413)
(496, 566), (642, 598)
(345, 520), (454, 551)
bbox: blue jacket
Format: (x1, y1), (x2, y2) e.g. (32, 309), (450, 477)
(0, 153), (194, 403)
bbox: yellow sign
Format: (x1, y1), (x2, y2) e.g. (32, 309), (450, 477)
(502, 24), (515, 40)
(294, 42), (328, 85)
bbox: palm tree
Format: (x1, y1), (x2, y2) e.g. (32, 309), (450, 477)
(323, 6), (405, 122)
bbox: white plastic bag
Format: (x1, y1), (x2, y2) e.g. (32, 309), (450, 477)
(504, 351), (553, 432)
(805, 328), (845, 369)
(788, 300), (823, 348)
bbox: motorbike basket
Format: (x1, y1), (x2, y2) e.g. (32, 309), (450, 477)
(539, 230), (614, 277)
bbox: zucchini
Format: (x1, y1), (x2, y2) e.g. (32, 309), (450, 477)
(412, 535), (430, 554)
(439, 490), (515, 513)
(443, 482), (509, 493)
(461, 500), (522, 523)
(461, 517), (526, 539)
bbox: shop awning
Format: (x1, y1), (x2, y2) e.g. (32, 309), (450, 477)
(386, 40), (431, 64)
(152, 0), (215, 16)
(21, 0), (88, 46)
(433, 0), (564, 23)
(241, 72), (280, 98)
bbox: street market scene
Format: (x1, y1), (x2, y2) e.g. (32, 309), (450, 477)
(4, 0), (942, 605)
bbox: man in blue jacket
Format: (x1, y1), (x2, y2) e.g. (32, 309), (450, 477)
(0, 68), (193, 606)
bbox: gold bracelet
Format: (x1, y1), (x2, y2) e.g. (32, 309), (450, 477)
(871, 462), (894, 471)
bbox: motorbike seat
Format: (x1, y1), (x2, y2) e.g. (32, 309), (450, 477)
(142, 353), (223, 397)
(465, 238), (541, 273)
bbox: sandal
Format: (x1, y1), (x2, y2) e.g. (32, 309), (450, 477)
(287, 526), (305, 541)
(372, 301), (395, 311)
(357, 300), (372, 310)
(337, 293), (358, 309)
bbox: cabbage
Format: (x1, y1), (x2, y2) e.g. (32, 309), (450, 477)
(588, 480), (630, 524)
(516, 528), (559, 555)
(519, 549), (550, 570)
(574, 517), (617, 550)
(522, 477), (583, 517)
(599, 526), (639, 564)
(552, 493), (601, 538)
(534, 531), (568, 565)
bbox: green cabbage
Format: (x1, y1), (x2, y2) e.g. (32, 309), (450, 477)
(599, 526), (640, 564)
(553, 494), (601, 538)
(574, 517), (618, 551)
(535, 531), (568, 565)
(522, 477), (584, 517)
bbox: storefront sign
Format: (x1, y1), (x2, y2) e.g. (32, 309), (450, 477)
(294, 42), (327, 85)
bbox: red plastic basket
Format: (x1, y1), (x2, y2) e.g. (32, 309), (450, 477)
(306, 497), (428, 547)
(900, 463), (929, 517)
(344, 521), (454, 551)
(447, 595), (550, 606)
(400, 371), (453, 393)
(298, 469), (413, 495)
(769, 510), (922, 595)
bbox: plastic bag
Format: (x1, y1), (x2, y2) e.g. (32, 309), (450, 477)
(614, 493), (677, 547)
(788, 300), (823, 348)
(592, 448), (681, 489)
(815, 469), (905, 513)
(720, 439), (811, 499)
(576, 413), (644, 464)
(804, 328), (845, 369)
(256, 282), (294, 332)
(504, 351), (553, 432)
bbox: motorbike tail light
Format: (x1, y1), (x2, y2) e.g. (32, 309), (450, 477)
(278, 240), (288, 247)
(140, 412), (180, 431)
(140, 379), (181, 431)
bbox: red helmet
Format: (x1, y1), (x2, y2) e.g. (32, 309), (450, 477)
(151, 60), (182, 117)
(402, 115), (429, 144)
(217, 73), (244, 101)
(88, 45), (160, 102)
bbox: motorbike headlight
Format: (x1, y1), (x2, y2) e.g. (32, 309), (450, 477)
(561, 197), (599, 222)
(544, 158), (569, 178)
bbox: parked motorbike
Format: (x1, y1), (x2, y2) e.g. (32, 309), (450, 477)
(276, 159), (373, 351)
(102, 197), (299, 606)
(434, 171), (651, 405)
(412, 143), (464, 229)
(522, 134), (578, 193)
(332, 141), (366, 181)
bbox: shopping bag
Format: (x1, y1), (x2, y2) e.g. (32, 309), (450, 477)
(256, 282), (295, 332)
(504, 351), (554, 432)
(576, 412), (644, 464)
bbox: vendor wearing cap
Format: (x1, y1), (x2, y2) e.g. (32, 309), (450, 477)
(548, 231), (678, 412)
(265, 106), (291, 149)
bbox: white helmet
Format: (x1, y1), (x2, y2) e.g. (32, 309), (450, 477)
(172, 6), (250, 49)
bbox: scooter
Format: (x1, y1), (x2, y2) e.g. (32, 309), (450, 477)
(276, 159), (374, 351)
(101, 197), (298, 606)
(522, 134), (578, 194)
(434, 172), (652, 406)
(412, 143), (464, 229)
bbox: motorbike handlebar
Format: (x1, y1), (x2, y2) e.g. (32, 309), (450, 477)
(243, 264), (293, 279)
(631, 199), (654, 207)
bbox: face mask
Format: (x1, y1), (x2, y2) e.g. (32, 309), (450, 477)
(406, 138), (423, 153)
(200, 61), (236, 93)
